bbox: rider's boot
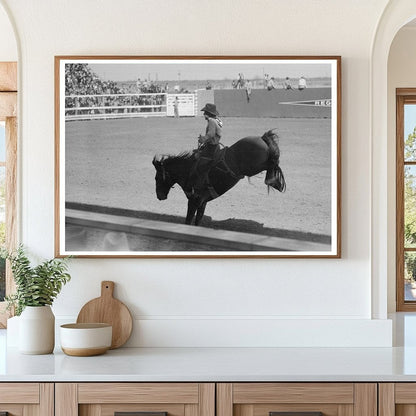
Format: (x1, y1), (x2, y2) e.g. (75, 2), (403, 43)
(190, 158), (213, 195)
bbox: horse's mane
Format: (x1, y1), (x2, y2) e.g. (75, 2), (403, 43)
(162, 150), (194, 162)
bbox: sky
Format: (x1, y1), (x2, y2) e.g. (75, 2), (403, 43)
(405, 104), (416, 138)
(83, 59), (334, 82)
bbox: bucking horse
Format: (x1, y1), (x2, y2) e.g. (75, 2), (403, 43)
(152, 130), (286, 225)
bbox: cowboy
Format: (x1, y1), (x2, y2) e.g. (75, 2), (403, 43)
(189, 103), (223, 193)
(298, 76), (307, 90)
(173, 96), (179, 118)
(284, 76), (292, 90)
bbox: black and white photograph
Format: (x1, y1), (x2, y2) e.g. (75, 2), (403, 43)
(55, 56), (341, 257)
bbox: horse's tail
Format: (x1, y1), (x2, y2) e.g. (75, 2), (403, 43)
(262, 129), (286, 192)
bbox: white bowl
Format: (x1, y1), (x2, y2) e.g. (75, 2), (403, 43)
(60, 323), (112, 356)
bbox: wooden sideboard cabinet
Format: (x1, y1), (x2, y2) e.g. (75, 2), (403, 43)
(2, 381), (412, 416)
(217, 383), (377, 416)
(55, 383), (215, 416)
(0, 383), (53, 415)
(379, 383), (416, 416)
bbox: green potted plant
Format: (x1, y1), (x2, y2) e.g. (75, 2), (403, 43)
(4, 245), (71, 354)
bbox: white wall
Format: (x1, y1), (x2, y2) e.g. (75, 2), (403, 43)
(0, 3), (16, 61)
(387, 26), (416, 312)
(0, 0), (393, 347)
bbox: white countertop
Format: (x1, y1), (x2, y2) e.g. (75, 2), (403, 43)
(2, 345), (416, 382)
(2, 313), (416, 382)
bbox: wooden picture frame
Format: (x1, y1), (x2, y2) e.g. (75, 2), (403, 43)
(55, 56), (341, 258)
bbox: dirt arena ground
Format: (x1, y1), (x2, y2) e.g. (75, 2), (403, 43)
(65, 116), (332, 244)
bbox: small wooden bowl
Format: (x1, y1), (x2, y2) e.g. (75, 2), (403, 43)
(60, 323), (112, 356)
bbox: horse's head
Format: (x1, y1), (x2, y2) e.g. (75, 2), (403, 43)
(152, 155), (175, 200)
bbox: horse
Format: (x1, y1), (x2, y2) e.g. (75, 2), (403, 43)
(152, 130), (286, 225)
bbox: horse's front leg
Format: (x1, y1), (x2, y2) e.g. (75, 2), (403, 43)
(195, 202), (207, 226)
(185, 198), (198, 225)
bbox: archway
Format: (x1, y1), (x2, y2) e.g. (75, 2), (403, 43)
(0, 1), (17, 62)
(371, 0), (416, 319)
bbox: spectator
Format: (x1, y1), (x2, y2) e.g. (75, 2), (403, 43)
(284, 77), (292, 90)
(298, 76), (307, 90)
(173, 96), (179, 118)
(136, 78), (142, 92)
(150, 96), (156, 112)
(267, 77), (276, 91)
(245, 79), (252, 102)
(264, 73), (269, 89)
(236, 73), (245, 89)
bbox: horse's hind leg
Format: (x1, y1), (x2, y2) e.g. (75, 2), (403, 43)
(195, 202), (207, 226)
(185, 199), (198, 225)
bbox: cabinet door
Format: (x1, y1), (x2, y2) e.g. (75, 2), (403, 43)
(379, 383), (416, 416)
(217, 383), (377, 416)
(56, 383), (215, 416)
(0, 383), (53, 416)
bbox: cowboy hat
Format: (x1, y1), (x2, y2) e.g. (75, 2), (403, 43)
(200, 103), (219, 116)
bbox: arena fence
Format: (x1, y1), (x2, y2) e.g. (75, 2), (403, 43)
(166, 94), (195, 117)
(65, 93), (195, 121)
(65, 88), (332, 121)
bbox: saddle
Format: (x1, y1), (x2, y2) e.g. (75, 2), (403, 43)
(189, 146), (243, 199)
(195, 146), (244, 179)
(195, 145), (225, 164)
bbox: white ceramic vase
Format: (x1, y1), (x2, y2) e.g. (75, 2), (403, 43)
(19, 305), (55, 354)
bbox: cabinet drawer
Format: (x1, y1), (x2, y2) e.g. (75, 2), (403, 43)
(217, 383), (376, 416)
(0, 383), (53, 416)
(56, 383), (215, 416)
(0, 383), (39, 403)
(78, 383), (200, 404)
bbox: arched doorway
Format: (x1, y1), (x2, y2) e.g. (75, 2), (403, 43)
(371, 1), (416, 318)
(0, 1), (17, 62)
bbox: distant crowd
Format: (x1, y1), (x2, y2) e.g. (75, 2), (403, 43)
(65, 64), (166, 115)
(136, 79), (167, 94)
(232, 73), (307, 91)
(65, 63), (123, 96)
(230, 73), (307, 103)
(64, 64), (311, 116)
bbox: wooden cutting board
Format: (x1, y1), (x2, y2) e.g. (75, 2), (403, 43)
(76, 281), (133, 349)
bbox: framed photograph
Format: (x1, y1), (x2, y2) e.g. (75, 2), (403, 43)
(55, 56), (341, 258)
